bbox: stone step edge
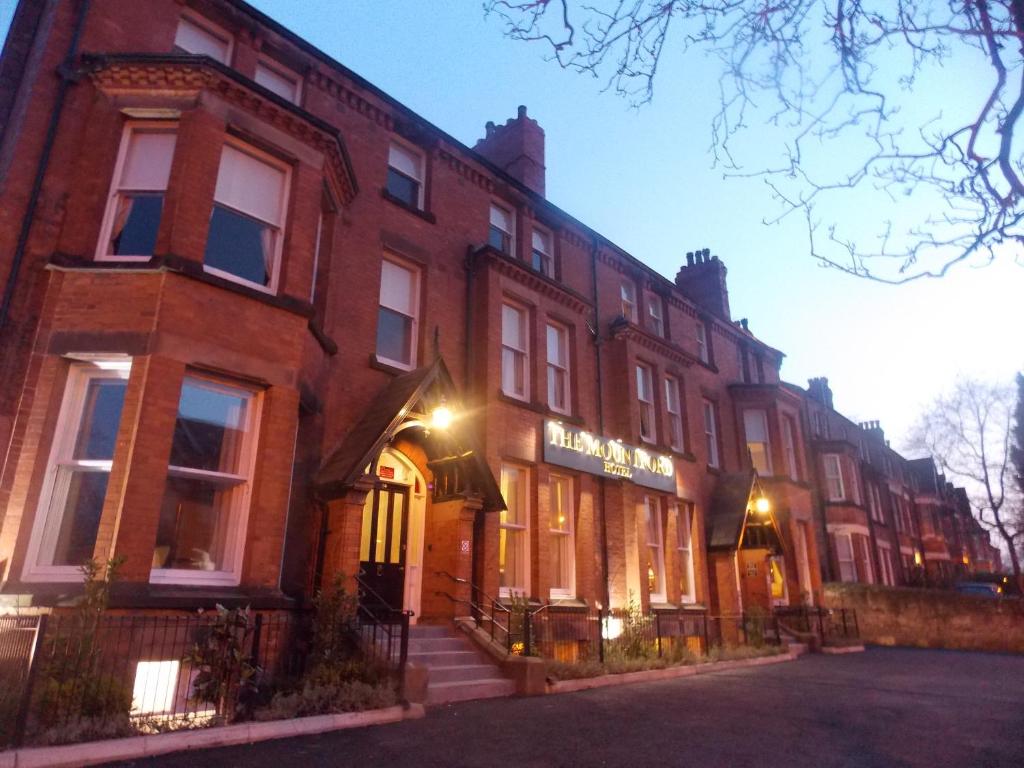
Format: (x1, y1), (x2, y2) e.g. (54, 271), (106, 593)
(547, 651), (799, 695)
(428, 678), (515, 690)
(0, 703), (425, 768)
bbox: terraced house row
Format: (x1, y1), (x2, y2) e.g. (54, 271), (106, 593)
(0, 0), (1002, 700)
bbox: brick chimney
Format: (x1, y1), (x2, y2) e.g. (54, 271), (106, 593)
(675, 248), (730, 319)
(807, 377), (834, 409)
(859, 419), (886, 444)
(473, 105), (546, 196)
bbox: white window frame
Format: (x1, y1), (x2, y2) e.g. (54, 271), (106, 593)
(858, 536), (874, 584)
(645, 292), (665, 337)
(835, 531), (857, 583)
(676, 503), (696, 604)
(702, 399), (719, 468)
(643, 496), (667, 604)
(620, 281), (638, 323)
(695, 321), (709, 363)
(375, 256), (421, 371)
(548, 473), (575, 600)
(386, 140), (425, 210)
(489, 203), (515, 255)
(824, 454), (845, 501)
(149, 374), (261, 587)
(531, 226), (554, 277)
(636, 363), (656, 444)
(501, 302), (529, 401)
(743, 409), (773, 475)
(545, 322), (570, 415)
(255, 57), (302, 104)
(203, 138), (291, 294)
(664, 376), (684, 452)
(22, 360), (132, 582)
(173, 13), (233, 64)
(95, 122), (178, 262)
(499, 464), (530, 598)
(781, 414), (800, 481)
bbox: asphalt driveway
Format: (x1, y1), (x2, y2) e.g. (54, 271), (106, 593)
(107, 647), (1024, 768)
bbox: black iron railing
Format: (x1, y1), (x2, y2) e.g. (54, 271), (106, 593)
(774, 606), (859, 643)
(433, 571), (514, 653)
(354, 571), (411, 694)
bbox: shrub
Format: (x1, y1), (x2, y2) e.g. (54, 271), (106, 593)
(251, 680), (396, 721)
(184, 604), (260, 721)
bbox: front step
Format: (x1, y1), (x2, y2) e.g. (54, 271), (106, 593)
(427, 678), (516, 706)
(407, 623), (515, 706)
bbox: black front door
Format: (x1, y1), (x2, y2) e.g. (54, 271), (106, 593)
(359, 483), (409, 611)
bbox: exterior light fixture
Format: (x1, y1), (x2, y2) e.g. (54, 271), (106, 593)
(754, 496), (771, 515)
(430, 402), (453, 430)
(914, 550), (923, 566)
(962, 554), (969, 566)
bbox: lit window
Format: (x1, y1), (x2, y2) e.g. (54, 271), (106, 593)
(769, 556), (788, 604)
(643, 496), (666, 603)
(25, 361), (130, 578)
(702, 400), (719, 468)
(97, 125), (177, 260)
(386, 143), (424, 209)
(743, 409), (772, 475)
(781, 415), (800, 481)
(489, 203), (514, 254)
(549, 474), (575, 599)
(546, 323), (570, 414)
(636, 364), (656, 443)
(835, 532), (857, 582)
(132, 660), (180, 716)
(204, 142), (289, 290)
(695, 321), (709, 364)
(531, 228), (553, 277)
(499, 464), (529, 597)
(824, 454), (845, 501)
(620, 281), (638, 323)
(664, 377), (684, 452)
(152, 376), (258, 584)
(676, 503), (695, 603)
(501, 303), (529, 400)
(376, 258), (420, 369)
(645, 292), (664, 337)
(173, 15), (232, 63)
(255, 59), (301, 104)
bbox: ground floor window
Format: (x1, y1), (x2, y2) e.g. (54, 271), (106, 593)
(834, 532), (857, 582)
(676, 502), (695, 603)
(499, 464), (530, 597)
(769, 556), (788, 604)
(643, 496), (666, 603)
(877, 544), (895, 586)
(151, 375), (259, 585)
(548, 473), (575, 599)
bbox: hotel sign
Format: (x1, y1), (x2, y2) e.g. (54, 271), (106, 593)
(544, 421), (676, 493)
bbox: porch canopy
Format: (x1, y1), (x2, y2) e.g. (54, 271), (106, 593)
(705, 471), (785, 553)
(314, 357), (504, 511)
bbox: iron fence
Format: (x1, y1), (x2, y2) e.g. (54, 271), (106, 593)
(773, 606), (859, 644)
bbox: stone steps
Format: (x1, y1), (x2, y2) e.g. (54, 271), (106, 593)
(408, 623), (514, 706)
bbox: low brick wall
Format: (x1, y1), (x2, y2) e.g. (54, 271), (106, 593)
(822, 583), (1024, 654)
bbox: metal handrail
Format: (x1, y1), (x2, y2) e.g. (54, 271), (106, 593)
(353, 571), (411, 697)
(434, 570), (510, 616)
(433, 571), (516, 653)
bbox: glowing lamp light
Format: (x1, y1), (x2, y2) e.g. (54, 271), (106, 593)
(602, 616), (624, 640)
(132, 660), (180, 715)
(914, 550), (923, 566)
(430, 404), (453, 430)
(962, 554), (970, 566)
(754, 497), (771, 515)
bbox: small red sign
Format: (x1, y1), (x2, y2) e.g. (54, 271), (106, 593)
(379, 465), (395, 479)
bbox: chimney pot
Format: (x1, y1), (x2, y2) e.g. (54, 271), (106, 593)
(686, 252), (694, 266)
(702, 247), (711, 259)
(518, 104), (528, 118)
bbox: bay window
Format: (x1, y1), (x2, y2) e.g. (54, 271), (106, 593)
(834, 532), (857, 582)
(376, 257), (420, 369)
(97, 125), (177, 260)
(204, 142), (289, 291)
(664, 376), (684, 452)
(744, 409), (772, 475)
(501, 303), (529, 400)
(781, 414), (800, 480)
(676, 503), (695, 603)
(489, 203), (514, 254)
(24, 361), (130, 579)
(499, 464), (529, 596)
(545, 322), (570, 414)
(152, 375), (259, 585)
(702, 399), (719, 468)
(636, 363), (656, 443)
(386, 142), (424, 209)
(643, 496), (666, 603)
(824, 454), (845, 501)
(549, 474), (575, 599)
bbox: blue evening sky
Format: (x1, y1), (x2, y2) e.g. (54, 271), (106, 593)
(1, 1), (1020, 450)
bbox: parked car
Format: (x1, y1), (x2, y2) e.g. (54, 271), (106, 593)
(954, 582), (1001, 598)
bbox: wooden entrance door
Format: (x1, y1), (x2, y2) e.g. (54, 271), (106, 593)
(359, 483), (409, 610)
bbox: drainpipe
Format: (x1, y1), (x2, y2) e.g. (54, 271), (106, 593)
(589, 237), (612, 609)
(0, 0), (91, 329)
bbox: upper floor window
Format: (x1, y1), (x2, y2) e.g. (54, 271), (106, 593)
(546, 322), (570, 414)
(376, 257), (420, 369)
(531, 227), (553, 277)
(173, 15), (232, 63)
(97, 124), (177, 260)
(781, 414), (800, 481)
(824, 454), (845, 501)
(386, 142), (425, 209)
(501, 303), (529, 400)
(664, 376), (684, 452)
(204, 142), (289, 291)
(620, 280), (638, 323)
(549, 474), (575, 599)
(636, 363), (656, 443)
(695, 320), (709, 363)
(677, 502), (696, 603)
(489, 203), (514, 254)
(643, 496), (666, 603)
(24, 361), (130, 580)
(499, 464), (530, 597)
(702, 400), (720, 468)
(744, 409), (772, 475)
(255, 59), (301, 104)
(152, 375), (259, 585)
(645, 292), (665, 337)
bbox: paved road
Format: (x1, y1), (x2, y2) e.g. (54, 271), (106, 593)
(108, 648), (1024, 767)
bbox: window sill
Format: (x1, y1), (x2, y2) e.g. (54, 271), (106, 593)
(382, 188), (436, 223)
(495, 392), (586, 425)
(369, 354), (415, 376)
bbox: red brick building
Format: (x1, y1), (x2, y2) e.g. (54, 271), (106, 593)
(0, 0), (1002, 667)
